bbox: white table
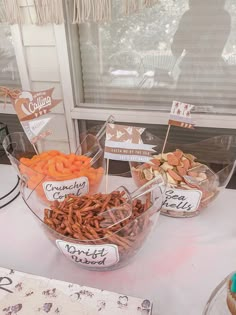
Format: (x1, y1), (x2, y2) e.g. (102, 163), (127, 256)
(1, 167), (236, 315)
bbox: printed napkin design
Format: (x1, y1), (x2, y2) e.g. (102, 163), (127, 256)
(0, 267), (153, 315)
(168, 101), (195, 129)
(105, 124), (156, 163)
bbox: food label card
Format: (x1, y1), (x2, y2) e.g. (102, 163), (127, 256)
(43, 177), (89, 201)
(0, 267), (153, 314)
(162, 188), (202, 212)
(56, 240), (120, 268)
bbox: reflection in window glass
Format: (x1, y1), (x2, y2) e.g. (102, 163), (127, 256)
(0, 22), (21, 89)
(77, 0), (236, 114)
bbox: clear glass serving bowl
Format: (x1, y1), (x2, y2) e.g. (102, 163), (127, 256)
(20, 173), (163, 271)
(130, 135), (236, 218)
(203, 272), (234, 315)
(2, 132), (105, 204)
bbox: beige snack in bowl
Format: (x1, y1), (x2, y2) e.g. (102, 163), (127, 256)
(131, 149), (222, 217)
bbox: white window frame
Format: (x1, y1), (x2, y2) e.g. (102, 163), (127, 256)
(2, 19), (236, 153)
(53, 22), (236, 149)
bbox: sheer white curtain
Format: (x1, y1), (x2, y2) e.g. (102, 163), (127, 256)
(0, 1), (20, 91)
(0, 25), (20, 89)
(76, 0), (236, 114)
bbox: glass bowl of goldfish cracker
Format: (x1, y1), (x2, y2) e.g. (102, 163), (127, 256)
(3, 132), (105, 204)
(130, 135), (236, 218)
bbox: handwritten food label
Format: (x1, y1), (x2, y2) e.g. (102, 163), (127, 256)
(162, 188), (202, 212)
(43, 177), (89, 201)
(56, 241), (120, 268)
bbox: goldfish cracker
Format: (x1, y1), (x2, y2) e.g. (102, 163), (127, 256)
(68, 153), (77, 163)
(55, 155), (70, 168)
(48, 150), (60, 156)
(70, 165), (79, 172)
(55, 161), (64, 173)
(20, 157), (32, 166)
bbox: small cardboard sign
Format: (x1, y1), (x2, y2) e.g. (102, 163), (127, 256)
(104, 124), (155, 162)
(43, 177), (89, 201)
(13, 88), (61, 121)
(162, 187), (202, 212)
(168, 101), (195, 129)
(12, 88), (62, 144)
(21, 117), (52, 144)
(56, 240), (120, 268)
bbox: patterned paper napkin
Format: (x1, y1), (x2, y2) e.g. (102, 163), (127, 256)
(0, 267), (152, 315)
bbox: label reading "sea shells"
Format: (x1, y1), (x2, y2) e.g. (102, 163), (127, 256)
(162, 188), (202, 212)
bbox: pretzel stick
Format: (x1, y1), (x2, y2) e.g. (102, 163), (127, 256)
(44, 191), (155, 264)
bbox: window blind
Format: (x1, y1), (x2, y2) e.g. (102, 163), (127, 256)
(77, 0), (236, 114)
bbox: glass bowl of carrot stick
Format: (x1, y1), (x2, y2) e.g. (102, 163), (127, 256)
(130, 135), (236, 218)
(3, 132), (105, 204)
(20, 170), (164, 271)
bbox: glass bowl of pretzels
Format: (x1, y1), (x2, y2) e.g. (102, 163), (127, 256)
(3, 132), (105, 204)
(21, 172), (164, 271)
(130, 135), (236, 218)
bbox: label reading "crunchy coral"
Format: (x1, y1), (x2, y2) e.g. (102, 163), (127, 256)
(43, 177), (89, 201)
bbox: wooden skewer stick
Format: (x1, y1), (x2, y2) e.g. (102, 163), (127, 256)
(32, 143), (39, 155)
(161, 124), (171, 155)
(105, 158), (109, 194)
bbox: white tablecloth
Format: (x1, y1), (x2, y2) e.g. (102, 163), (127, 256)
(1, 170), (236, 315)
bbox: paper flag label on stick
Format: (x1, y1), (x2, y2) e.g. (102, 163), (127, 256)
(29, 117), (51, 136)
(10, 87), (62, 145)
(31, 130), (52, 144)
(13, 88), (61, 122)
(21, 117), (52, 144)
(104, 123), (156, 162)
(168, 100), (195, 129)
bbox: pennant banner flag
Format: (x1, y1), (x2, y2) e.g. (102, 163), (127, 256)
(13, 88), (61, 121)
(21, 117), (52, 144)
(168, 101), (195, 129)
(12, 88), (61, 144)
(104, 123), (156, 162)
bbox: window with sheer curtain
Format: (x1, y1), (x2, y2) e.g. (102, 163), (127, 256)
(0, 1), (21, 92)
(72, 0), (236, 115)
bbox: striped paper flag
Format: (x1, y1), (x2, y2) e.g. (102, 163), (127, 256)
(168, 101), (195, 129)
